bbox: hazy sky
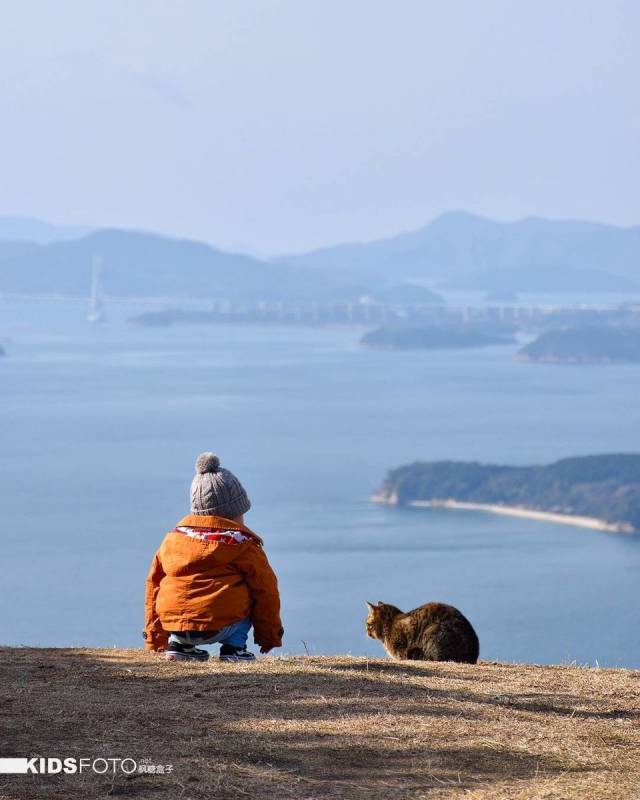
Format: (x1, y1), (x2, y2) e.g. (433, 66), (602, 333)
(0, 1), (638, 254)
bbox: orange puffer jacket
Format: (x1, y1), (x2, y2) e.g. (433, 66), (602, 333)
(143, 514), (283, 652)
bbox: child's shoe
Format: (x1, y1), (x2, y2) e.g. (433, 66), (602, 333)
(219, 645), (256, 662)
(165, 642), (210, 662)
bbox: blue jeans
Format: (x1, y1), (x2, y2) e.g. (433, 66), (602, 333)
(168, 617), (252, 649)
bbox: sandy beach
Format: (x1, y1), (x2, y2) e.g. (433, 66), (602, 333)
(372, 493), (634, 534)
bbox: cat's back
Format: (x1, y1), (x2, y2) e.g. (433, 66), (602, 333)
(406, 602), (472, 627)
(401, 602), (479, 663)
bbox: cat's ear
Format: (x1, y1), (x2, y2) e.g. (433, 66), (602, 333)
(365, 601), (376, 611)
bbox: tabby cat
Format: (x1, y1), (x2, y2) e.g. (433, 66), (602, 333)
(365, 601), (479, 663)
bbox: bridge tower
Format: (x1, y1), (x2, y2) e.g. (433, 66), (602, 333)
(87, 254), (106, 323)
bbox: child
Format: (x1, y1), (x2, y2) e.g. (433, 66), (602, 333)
(143, 452), (283, 662)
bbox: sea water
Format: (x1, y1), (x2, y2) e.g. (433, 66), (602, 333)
(1, 299), (639, 667)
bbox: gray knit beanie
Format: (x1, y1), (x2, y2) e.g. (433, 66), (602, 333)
(190, 452), (251, 519)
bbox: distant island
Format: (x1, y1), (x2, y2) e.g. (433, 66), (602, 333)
(373, 454), (640, 533)
(362, 324), (515, 350)
(518, 326), (640, 364)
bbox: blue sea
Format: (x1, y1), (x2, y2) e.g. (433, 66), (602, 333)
(1, 298), (639, 667)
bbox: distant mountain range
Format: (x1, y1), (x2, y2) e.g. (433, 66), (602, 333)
(2, 212), (640, 299)
(0, 228), (362, 301)
(279, 211), (640, 293)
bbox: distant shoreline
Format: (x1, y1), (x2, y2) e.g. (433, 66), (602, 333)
(372, 493), (634, 534)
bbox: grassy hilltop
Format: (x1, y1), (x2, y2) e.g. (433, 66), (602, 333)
(1, 648), (639, 800)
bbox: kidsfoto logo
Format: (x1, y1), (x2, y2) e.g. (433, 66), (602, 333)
(0, 757), (138, 775)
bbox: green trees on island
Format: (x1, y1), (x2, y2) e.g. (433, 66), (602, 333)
(379, 454), (640, 532)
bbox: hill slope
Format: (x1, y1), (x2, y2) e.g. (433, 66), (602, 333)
(0, 648), (638, 800)
(280, 211), (640, 290)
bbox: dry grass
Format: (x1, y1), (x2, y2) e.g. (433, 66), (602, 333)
(1, 648), (639, 800)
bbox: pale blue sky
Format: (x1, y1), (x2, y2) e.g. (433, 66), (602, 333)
(0, 1), (638, 253)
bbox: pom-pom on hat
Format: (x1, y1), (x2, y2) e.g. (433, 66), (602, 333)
(190, 452), (251, 519)
(195, 452), (220, 474)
